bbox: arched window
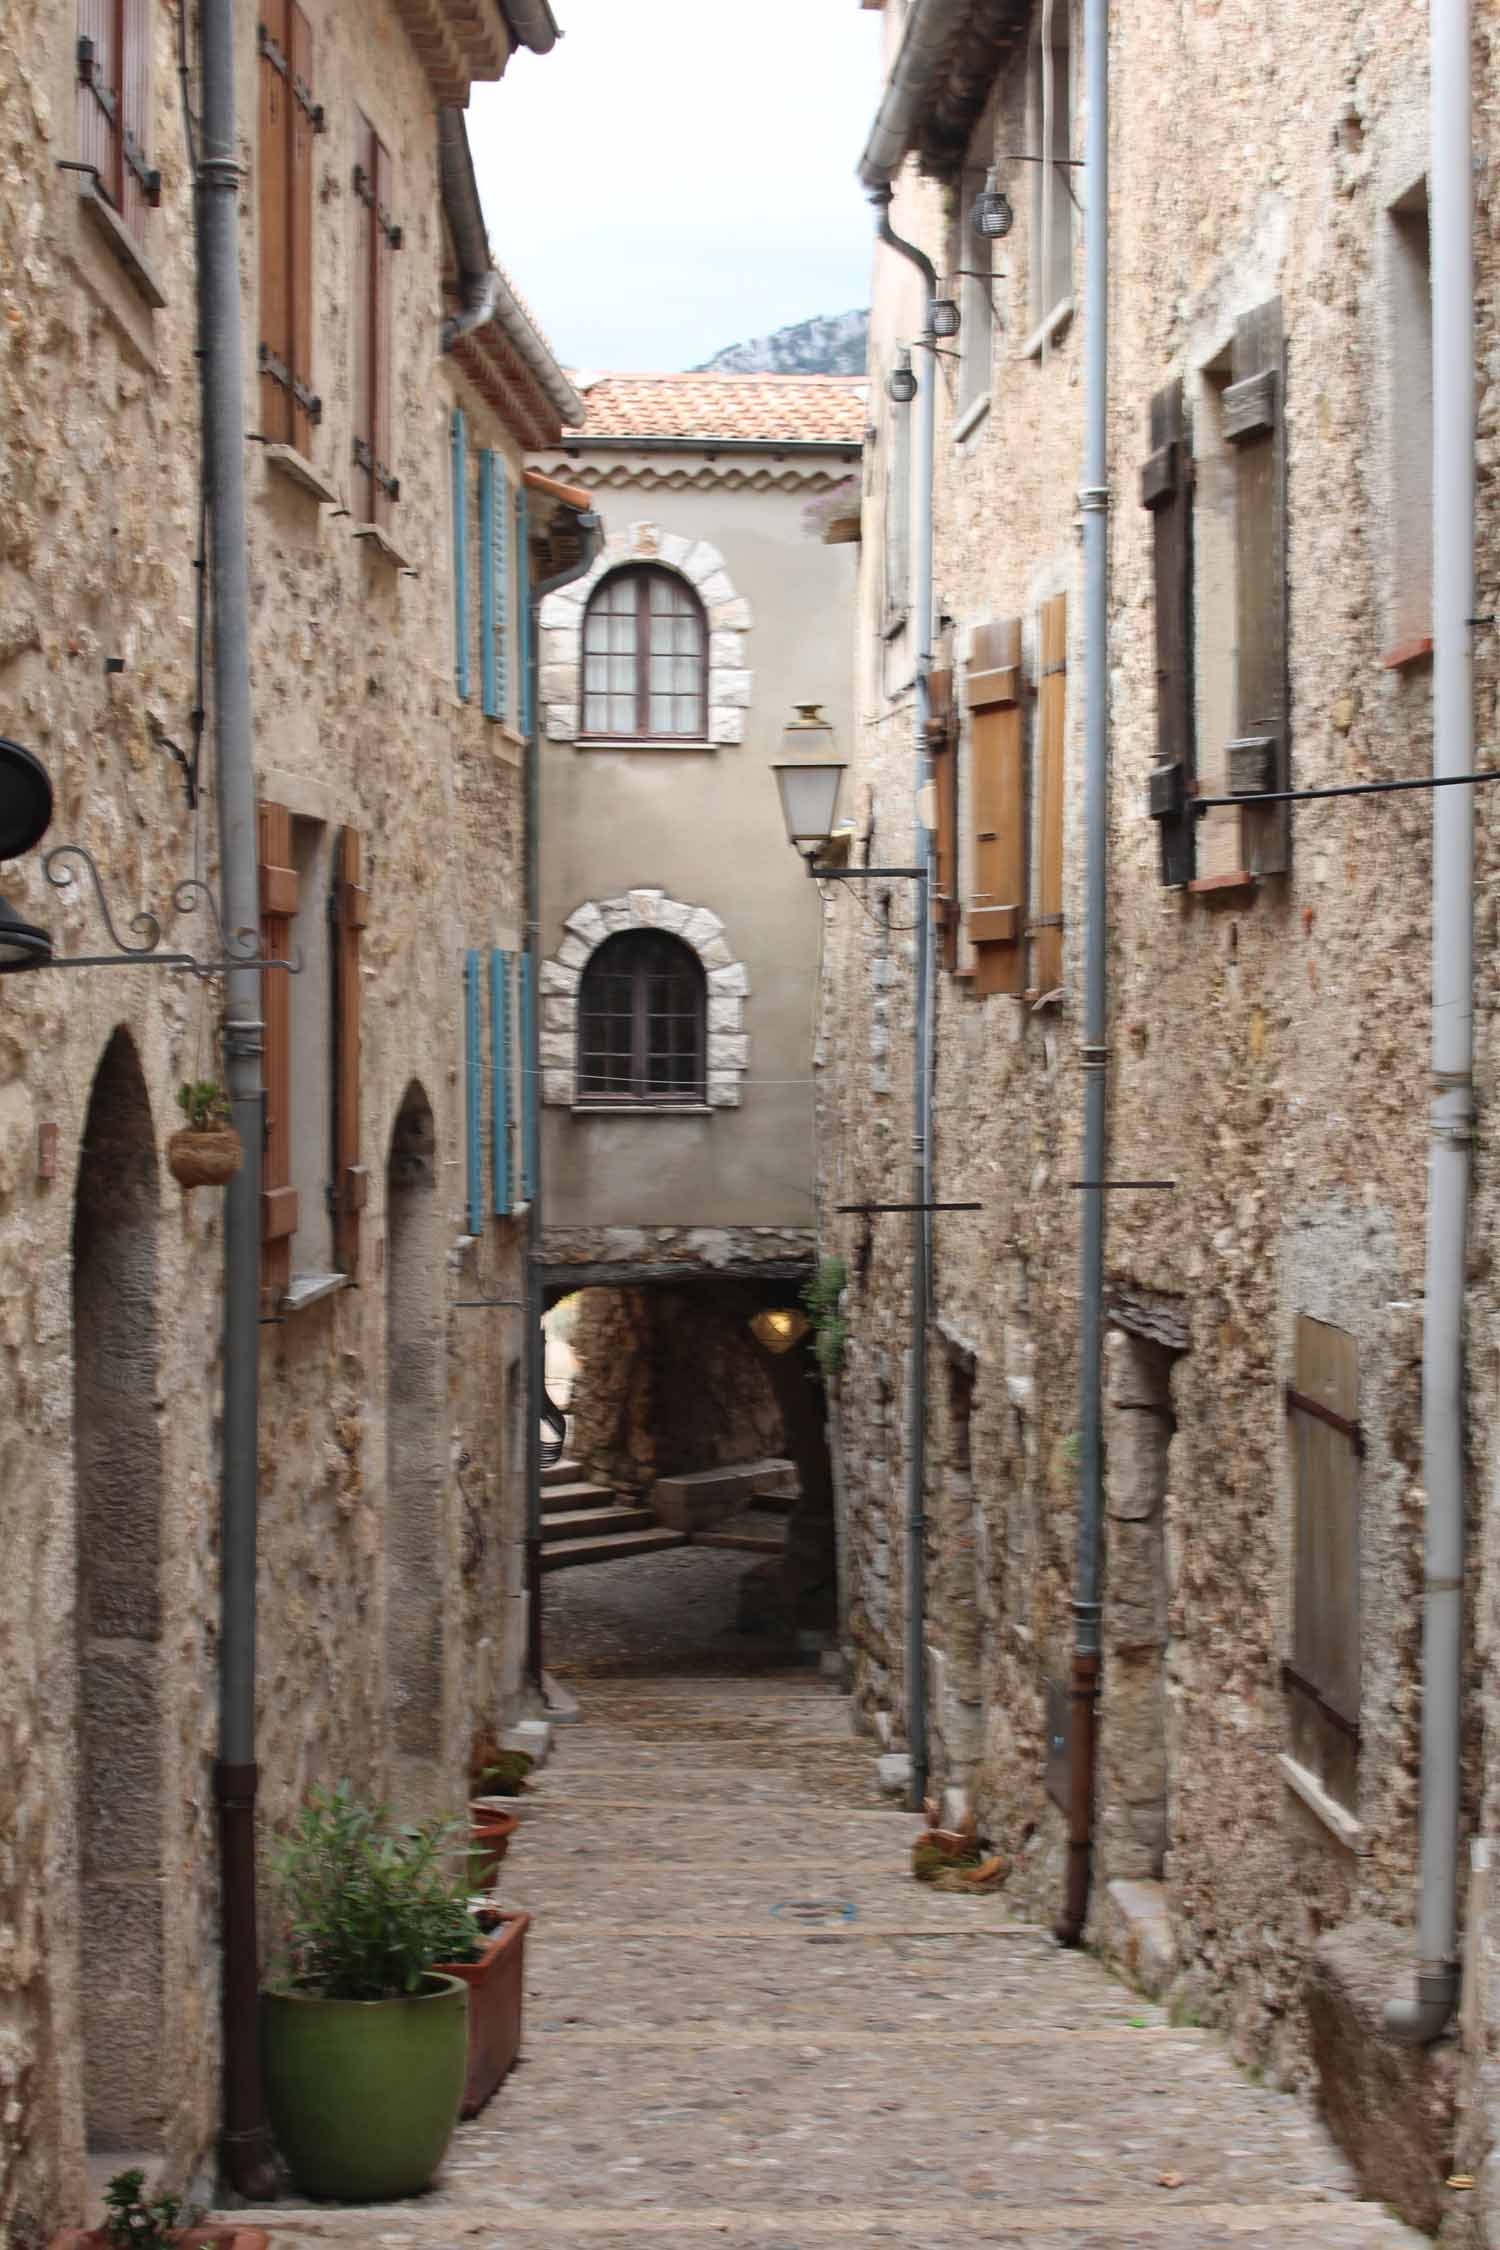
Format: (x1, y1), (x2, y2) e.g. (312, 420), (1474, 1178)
(577, 931), (706, 1104)
(581, 566), (708, 740)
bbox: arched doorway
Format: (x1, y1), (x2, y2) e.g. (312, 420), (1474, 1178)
(72, 1028), (164, 2154)
(385, 1084), (446, 1815)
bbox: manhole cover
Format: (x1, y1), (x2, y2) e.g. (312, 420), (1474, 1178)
(770, 1897), (857, 1927)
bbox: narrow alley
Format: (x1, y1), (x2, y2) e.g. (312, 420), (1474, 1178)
(239, 1545), (1425, 2250)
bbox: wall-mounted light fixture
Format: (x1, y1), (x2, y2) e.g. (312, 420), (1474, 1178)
(749, 1307), (810, 1355)
(0, 738), (54, 973)
(971, 167), (1014, 241)
(930, 298), (961, 339)
(886, 347), (918, 406)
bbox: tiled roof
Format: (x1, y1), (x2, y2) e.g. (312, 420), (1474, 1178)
(564, 374), (867, 447)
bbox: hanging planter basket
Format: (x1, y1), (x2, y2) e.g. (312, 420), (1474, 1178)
(167, 1124), (244, 1189)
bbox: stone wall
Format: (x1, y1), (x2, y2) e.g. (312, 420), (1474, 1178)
(0, 4), (535, 2235)
(828, 0), (1500, 2209)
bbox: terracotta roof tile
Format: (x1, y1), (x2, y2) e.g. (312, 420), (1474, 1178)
(564, 373), (867, 447)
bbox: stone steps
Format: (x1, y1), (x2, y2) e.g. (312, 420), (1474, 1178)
(539, 1526), (688, 1573)
(541, 1503), (657, 1543)
(691, 1530), (786, 1555)
(541, 1456), (584, 1487)
(541, 1479), (618, 1513)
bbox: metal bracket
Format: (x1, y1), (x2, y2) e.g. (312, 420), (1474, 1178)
(39, 846), (300, 979)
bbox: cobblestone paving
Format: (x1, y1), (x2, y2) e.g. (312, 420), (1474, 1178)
(240, 1546), (1425, 2249)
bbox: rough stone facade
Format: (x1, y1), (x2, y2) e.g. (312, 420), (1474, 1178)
(825, 0), (1500, 2231)
(0, 4), (569, 2237)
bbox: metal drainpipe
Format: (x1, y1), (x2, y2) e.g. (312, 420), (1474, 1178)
(1385, 0), (1473, 2046)
(1056, 0), (1109, 1950)
(871, 186), (937, 1817)
(523, 512), (603, 1694)
(198, 0), (276, 2192)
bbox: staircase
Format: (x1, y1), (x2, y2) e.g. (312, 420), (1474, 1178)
(539, 1458), (687, 1573)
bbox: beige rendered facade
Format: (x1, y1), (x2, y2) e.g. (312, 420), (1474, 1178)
(0, 1), (580, 2236)
(825, 0), (1500, 2233)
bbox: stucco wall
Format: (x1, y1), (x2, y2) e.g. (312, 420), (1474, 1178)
(533, 461), (858, 1236)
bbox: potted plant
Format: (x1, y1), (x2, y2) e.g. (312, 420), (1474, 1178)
(432, 1900), (531, 2117)
(260, 1783), (473, 2202)
(51, 2166), (269, 2249)
(468, 1802), (519, 1886)
(167, 1080), (242, 1189)
(467, 1728), (528, 1873)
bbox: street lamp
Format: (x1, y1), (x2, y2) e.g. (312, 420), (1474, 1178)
(971, 167), (1014, 240)
(886, 348), (918, 406)
(0, 737), (54, 973)
(771, 705), (849, 866)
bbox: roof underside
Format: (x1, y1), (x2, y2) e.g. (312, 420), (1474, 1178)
(391, 0), (554, 103)
(564, 374), (868, 448)
(901, 0), (1032, 181)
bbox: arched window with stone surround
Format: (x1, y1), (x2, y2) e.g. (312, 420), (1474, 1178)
(577, 930), (706, 1103)
(581, 565), (708, 740)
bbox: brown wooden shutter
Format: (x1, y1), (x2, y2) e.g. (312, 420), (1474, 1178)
(258, 0), (292, 444)
(1286, 1315), (1361, 1813)
(77, 0), (122, 212)
(288, 5), (316, 458)
(258, 800), (299, 1304)
(119, 0), (152, 243)
(352, 113), (375, 522)
(372, 131), (396, 529)
(964, 618), (1025, 997)
(1032, 594), (1067, 997)
(1142, 379), (1196, 887)
(331, 827), (368, 1275)
(928, 667), (959, 973)
(1225, 298), (1289, 875)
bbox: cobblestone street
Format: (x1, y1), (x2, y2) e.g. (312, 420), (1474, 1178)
(237, 1546), (1426, 2249)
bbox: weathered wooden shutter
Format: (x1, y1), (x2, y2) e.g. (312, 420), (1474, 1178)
(287, 4), (316, 456)
(257, 4), (292, 444)
(519, 953), (537, 1203)
(119, 0), (152, 243)
(77, 0), (122, 211)
(491, 949), (512, 1216)
(928, 667), (959, 972)
(1225, 298), (1289, 875)
(964, 618), (1025, 997)
(258, 801), (299, 1303)
(351, 113), (375, 523)
(464, 949), (484, 1236)
(481, 453), (511, 722)
(452, 411), (470, 700)
(1285, 1315), (1361, 1813)
(331, 827), (367, 1275)
(516, 482), (534, 739)
(1032, 594), (1067, 997)
(1142, 379), (1195, 887)
(372, 132), (396, 530)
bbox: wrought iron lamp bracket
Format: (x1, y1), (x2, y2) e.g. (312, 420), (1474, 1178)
(39, 845), (300, 979)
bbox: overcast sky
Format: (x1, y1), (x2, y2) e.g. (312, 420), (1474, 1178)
(467, 1), (883, 373)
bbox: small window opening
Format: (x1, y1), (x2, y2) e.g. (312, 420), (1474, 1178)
(577, 930), (706, 1105)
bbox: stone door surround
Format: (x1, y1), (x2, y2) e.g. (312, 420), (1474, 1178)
(539, 889), (749, 1108)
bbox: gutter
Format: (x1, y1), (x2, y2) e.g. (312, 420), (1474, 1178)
(554, 435), (863, 458)
(858, 0), (972, 189)
(500, 0), (559, 53)
(436, 110), (582, 425)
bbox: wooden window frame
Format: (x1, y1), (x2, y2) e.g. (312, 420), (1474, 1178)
(578, 566), (708, 744)
(576, 931), (707, 1106)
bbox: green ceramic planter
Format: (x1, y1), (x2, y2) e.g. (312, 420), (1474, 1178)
(261, 1972), (468, 2201)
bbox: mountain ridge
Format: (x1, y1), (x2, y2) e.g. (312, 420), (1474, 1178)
(692, 308), (869, 377)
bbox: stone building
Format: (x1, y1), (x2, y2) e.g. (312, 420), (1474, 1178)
(526, 375), (862, 1621)
(825, 0), (1500, 2231)
(0, 1), (587, 2237)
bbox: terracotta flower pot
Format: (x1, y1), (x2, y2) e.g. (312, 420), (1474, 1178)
(434, 1908), (529, 2116)
(167, 1124), (244, 1188)
(468, 1805), (519, 1887)
(52, 2233), (268, 2248)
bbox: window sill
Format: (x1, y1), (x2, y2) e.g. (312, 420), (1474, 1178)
(281, 1272), (351, 1316)
(1021, 296), (1075, 361)
(571, 1103), (713, 1117)
(265, 444), (340, 505)
(1278, 1752), (1365, 1853)
(79, 178), (167, 310)
(575, 737), (717, 753)
(953, 393), (991, 444)
(1381, 634), (1434, 672)
(1189, 869), (1257, 898)
(351, 522), (413, 571)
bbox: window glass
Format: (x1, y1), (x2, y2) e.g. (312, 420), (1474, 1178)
(582, 568), (706, 738)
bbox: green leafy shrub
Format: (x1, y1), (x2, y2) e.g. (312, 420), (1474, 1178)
(802, 1255), (848, 1382)
(103, 2168), (201, 2249)
(176, 1078), (231, 1131)
(270, 1781), (475, 2000)
(472, 1748), (533, 1797)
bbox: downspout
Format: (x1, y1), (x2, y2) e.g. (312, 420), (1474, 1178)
(442, 269), (501, 353)
(198, 0), (275, 2189)
(1385, 0), (1473, 2045)
(1056, 0), (1109, 1949)
(523, 510), (603, 1694)
(871, 185), (937, 1816)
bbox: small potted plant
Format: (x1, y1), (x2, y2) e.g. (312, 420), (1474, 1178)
(167, 1079), (243, 1189)
(467, 1727), (528, 1873)
(260, 1783), (473, 2202)
(432, 1898), (531, 2117)
(50, 2166), (269, 2248)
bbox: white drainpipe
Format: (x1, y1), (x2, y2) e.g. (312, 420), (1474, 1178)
(1385, 0), (1474, 2046)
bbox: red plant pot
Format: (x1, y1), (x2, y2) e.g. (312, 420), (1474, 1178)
(53, 2233), (269, 2248)
(468, 1805), (519, 1888)
(434, 1909), (530, 2117)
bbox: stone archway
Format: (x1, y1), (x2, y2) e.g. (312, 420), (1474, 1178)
(72, 1028), (164, 2154)
(385, 1083), (446, 1817)
(539, 890), (750, 1109)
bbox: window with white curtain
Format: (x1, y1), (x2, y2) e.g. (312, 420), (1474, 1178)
(581, 566), (708, 740)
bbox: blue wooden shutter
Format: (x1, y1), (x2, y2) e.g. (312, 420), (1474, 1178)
(520, 950), (537, 1204)
(464, 948), (483, 1234)
(452, 410), (470, 702)
(516, 480), (534, 740)
(491, 947), (512, 1215)
(481, 453), (510, 721)
(479, 449), (497, 718)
